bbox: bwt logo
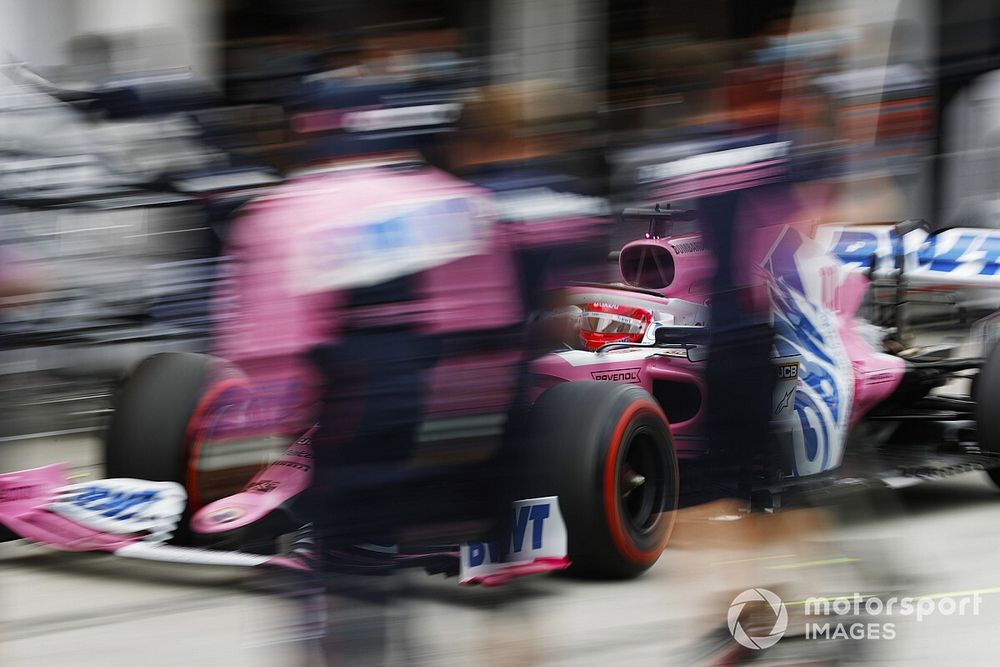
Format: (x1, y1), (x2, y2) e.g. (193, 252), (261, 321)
(73, 486), (160, 520)
(728, 588), (788, 650)
(466, 503), (551, 567)
(591, 368), (641, 383)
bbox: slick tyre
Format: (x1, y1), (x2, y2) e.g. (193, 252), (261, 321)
(105, 353), (248, 541)
(526, 381), (678, 578)
(976, 344), (1000, 489)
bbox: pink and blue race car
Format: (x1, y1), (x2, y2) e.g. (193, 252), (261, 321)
(4, 168), (1000, 585)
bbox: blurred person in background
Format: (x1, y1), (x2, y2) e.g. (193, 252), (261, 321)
(222, 23), (609, 663)
(631, 3), (870, 505)
(0, 240), (41, 301)
(639, 5), (929, 662)
(445, 81), (610, 322)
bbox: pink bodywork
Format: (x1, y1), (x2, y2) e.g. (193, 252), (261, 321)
(193, 427), (316, 534)
(212, 166), (521, 434)
(535, 219), (905, 473)
(194, 172), (908, 535)
(0, 166), (911, 559)
(0, 465), (139, 551)
(618, 232), (715, 300)
(191, 163), (906, 534)
(210, 165), (607, 432)
(190, 164), (609, 532)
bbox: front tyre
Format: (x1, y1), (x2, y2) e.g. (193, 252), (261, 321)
(104, 353), (250, 541)
(526, 381), (678, 578)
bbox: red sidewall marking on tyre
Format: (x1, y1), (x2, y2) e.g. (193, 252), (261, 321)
(184, 378), (249, 509)
(603, 400), (672, 565)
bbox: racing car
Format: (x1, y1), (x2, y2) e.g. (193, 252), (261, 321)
(6, 197), (1000, 585)
(0, 159), (631, 584)
(536, 205), (1000, 504)
(2, 62), (645, 584)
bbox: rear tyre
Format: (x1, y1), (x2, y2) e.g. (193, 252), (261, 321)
(105, 352), (246, 541)
(975, 344), (1000, 488)
(525, 381), (678, 578)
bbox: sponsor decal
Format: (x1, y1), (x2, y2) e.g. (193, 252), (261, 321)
(296, 195), (493, 293)
(273, 460), (311, 472)
(466, 503), (553, 567)
(670, 239), (706, 255)
(0, 484), (39, 502)
(460, 497), (567, 582)
(590, 367), (641, 383)
(245, 480), (280, 493)
(776, 362), (799, 379)
(827, 228), (897, 268)
(774, 388), (795, 415)
(72, 485), (159, 520)
(206, 506), (245, 524)
(766, 228), (854, 475)
(51, 479), (186, 541)
(866, 371), (896, 385)
(825, 225), (1000, 281)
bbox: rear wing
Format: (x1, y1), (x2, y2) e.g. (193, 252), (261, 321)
(816, 222), (1000, 288)
(620, 204), (697, 238)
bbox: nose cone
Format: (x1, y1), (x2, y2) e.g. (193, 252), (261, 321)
(192, 496), (266, 534)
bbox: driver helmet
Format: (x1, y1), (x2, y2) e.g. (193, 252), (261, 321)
(579, 302), (653, 351)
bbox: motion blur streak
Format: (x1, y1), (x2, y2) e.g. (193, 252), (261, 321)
(3, 1), (1000, 666)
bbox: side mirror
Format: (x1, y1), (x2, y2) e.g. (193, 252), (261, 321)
(654, 325), (708, 345)
(686, 346), (708, 362)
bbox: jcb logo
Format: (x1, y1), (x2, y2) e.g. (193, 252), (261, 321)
(776, 363), (799, 379)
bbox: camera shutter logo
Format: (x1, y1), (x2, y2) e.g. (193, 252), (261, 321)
(728, 588), (788, 649)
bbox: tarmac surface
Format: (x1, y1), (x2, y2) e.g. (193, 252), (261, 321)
(3, 429), (1000, 665)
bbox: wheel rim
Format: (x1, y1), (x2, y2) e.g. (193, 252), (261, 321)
(618, 428), (669, 537)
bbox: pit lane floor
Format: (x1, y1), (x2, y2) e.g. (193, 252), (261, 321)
(3, 431), (1000, 666)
